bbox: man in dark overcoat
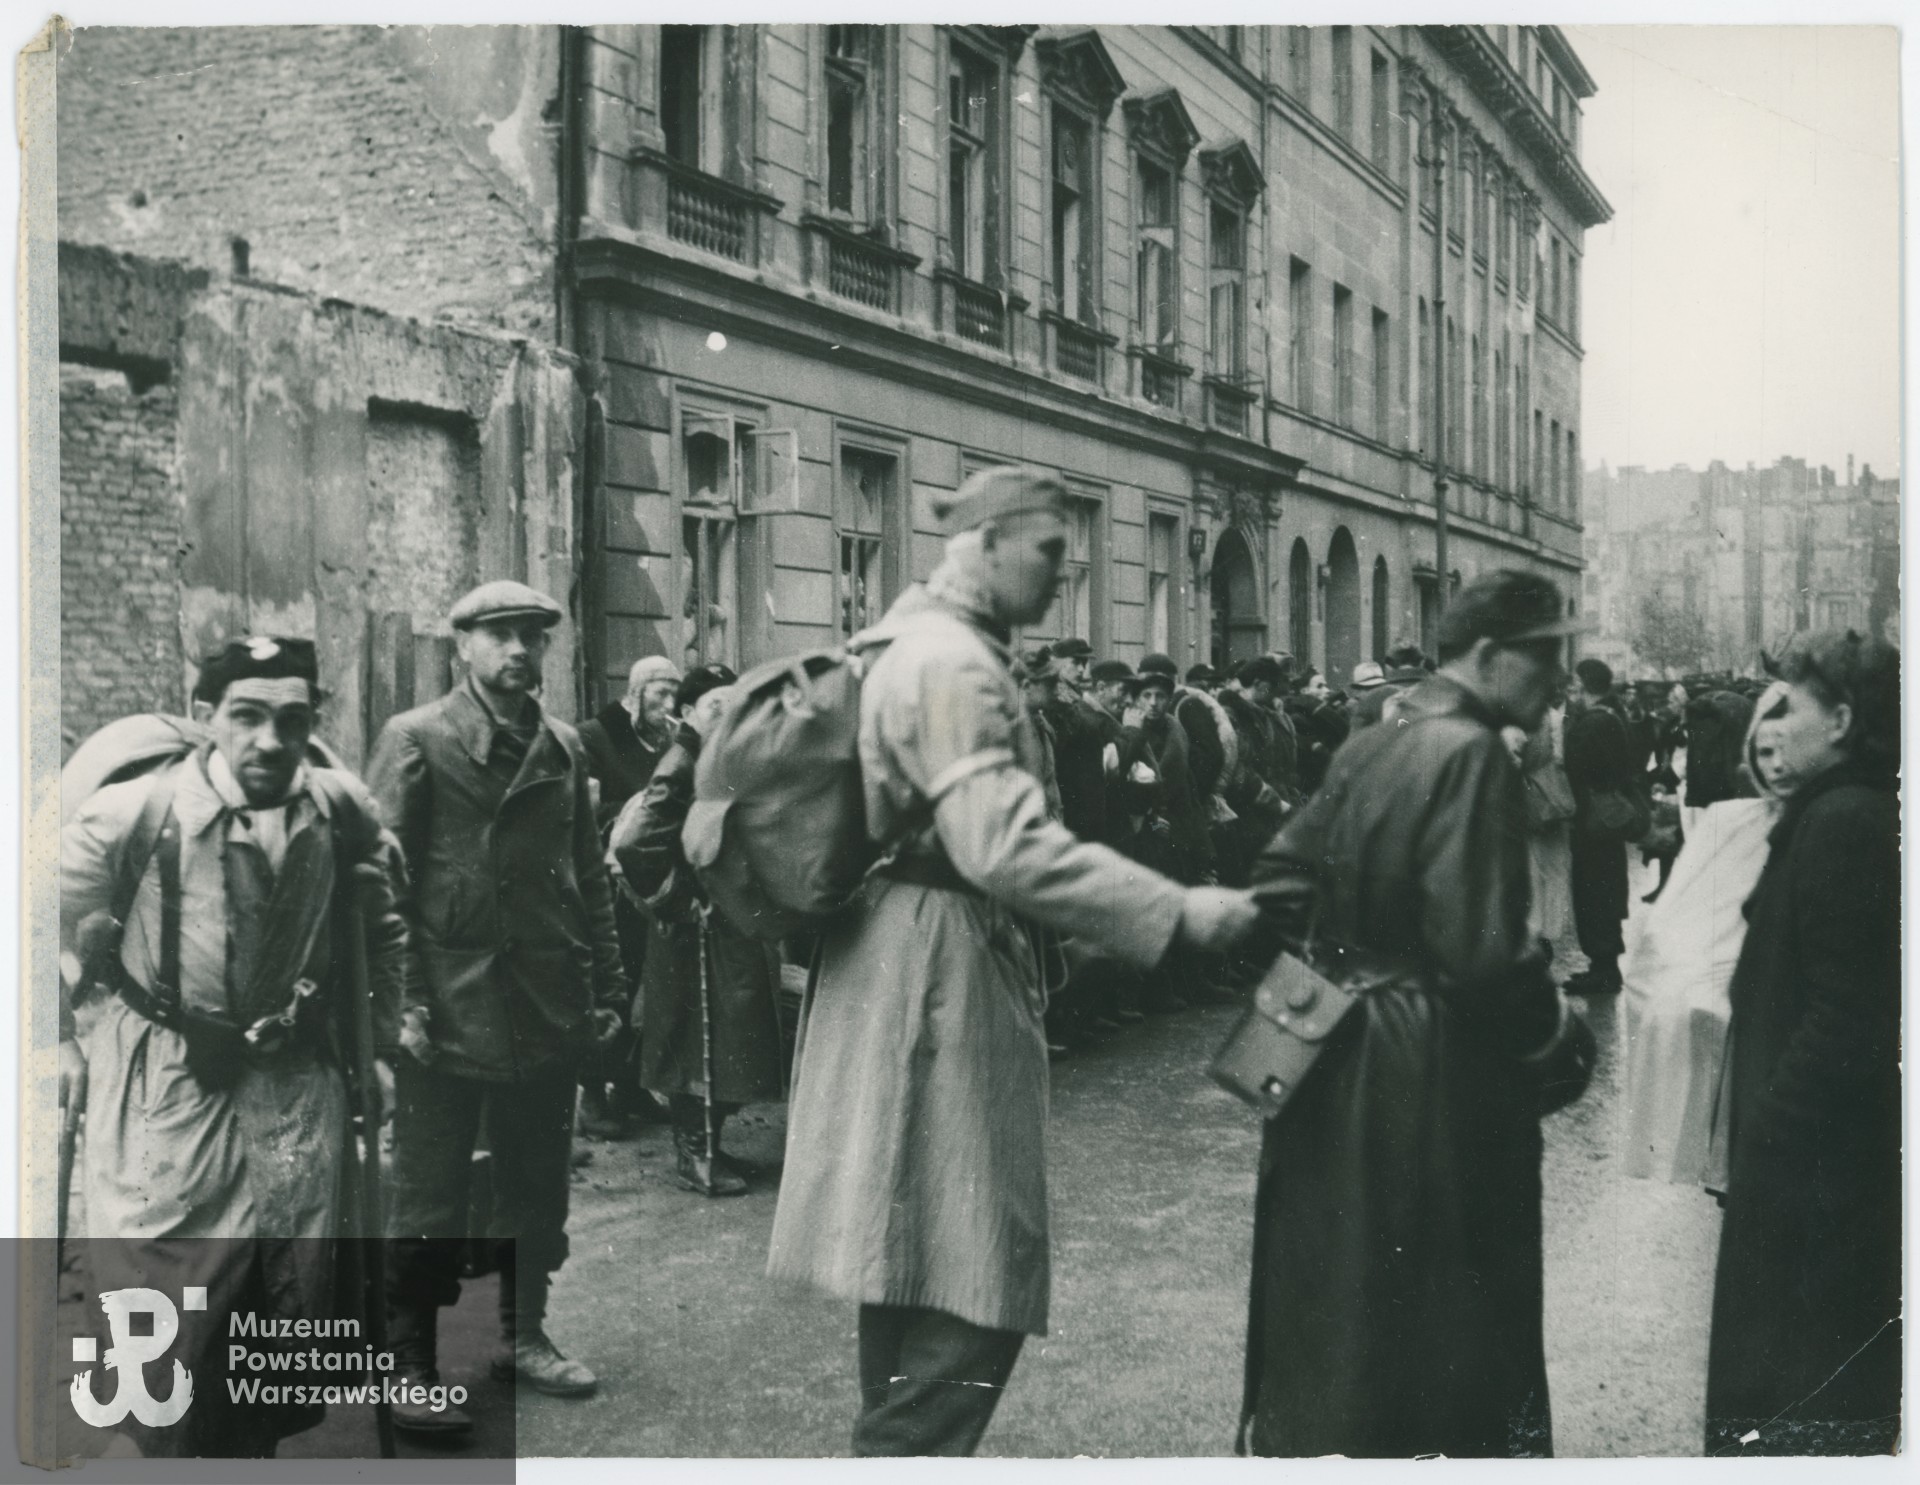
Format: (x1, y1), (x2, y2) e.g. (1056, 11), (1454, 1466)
(1564, 657), (1634, 994)
(1242, 570), (1594, 1458)
(1042, 637), (1107, 845)
(369, 580), (627, 1430)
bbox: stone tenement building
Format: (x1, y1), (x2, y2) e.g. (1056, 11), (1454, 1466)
(1582, 457), (1901, 679)
(59, 24), (1607, 735)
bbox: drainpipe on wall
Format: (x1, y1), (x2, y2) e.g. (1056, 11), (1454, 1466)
(555, 24), (601, 717)
(1427, 76), (1450, 617)
(556, 25), (587, 355)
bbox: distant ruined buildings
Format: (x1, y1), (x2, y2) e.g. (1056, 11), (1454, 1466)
(1582, 456), (1900, 679)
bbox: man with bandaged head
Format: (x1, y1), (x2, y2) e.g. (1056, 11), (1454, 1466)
(766, 466), (1263, 1456)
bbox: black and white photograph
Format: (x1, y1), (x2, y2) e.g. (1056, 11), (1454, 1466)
(13, 9), (1906, 1473)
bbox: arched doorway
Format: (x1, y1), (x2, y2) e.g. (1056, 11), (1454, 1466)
(1325, 527), (1361, 687)
(1288, 538), (1313, 662)
(1209, 527), (1265, 670)
(1372, 556), (1391, 662)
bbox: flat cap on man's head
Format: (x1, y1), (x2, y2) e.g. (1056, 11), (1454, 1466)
(1186, 663), (1220, 685)
(1137, 652), (1178, 678)
(932, 466), (1070, 537)
(1088, 659), (1139, 687)
(193, 635), (320, 704)
(449, 580), (565, 631)
(1050, 637), (1095, 661)
(1349, 661), (1389, 692)
(1436, 569), (1584, 657)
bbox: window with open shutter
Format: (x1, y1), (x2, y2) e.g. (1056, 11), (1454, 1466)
(1136, 156), (1177, 351)
(1209, 202), (1246, 376)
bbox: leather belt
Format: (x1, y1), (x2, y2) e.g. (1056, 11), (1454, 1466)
(872, 853), (983, 898)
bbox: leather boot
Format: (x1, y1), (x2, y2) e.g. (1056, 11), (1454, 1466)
(671, 1118), (747, 1197)
(387, 1305), (473, 1436)
(577, 1079), (632, 1141)
(490, 1269), (597, 1397)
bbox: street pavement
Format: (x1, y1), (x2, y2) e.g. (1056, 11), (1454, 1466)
(495, 858), (1720, 1460)
(56, 862), (1722, 1461)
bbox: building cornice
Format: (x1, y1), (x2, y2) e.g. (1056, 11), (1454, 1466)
(1536, 26), (1599, 99)
(572, 225), (1306, 487)
(1417, 27), (1613, 229)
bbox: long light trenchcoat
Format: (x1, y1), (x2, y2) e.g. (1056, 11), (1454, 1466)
(765, 576), (1186, 1336)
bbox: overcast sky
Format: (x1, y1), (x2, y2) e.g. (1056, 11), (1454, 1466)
(1569, 25), (1901, 481)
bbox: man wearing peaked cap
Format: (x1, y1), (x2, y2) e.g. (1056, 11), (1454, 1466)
(1238, 568), (1592, 1457)
(447, 579), (566, 631)
(367, 580), (624, 1427)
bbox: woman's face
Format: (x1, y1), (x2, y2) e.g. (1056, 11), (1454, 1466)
(1750, 719), (1794, 796)
(1758, 681), (1852, 795)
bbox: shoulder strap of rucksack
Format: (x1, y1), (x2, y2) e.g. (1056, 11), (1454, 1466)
(111, 765), (179, 927)
(106, 764), (182, 1003)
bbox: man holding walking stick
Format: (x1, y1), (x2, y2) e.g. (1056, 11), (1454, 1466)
(58, 637), (408, 1458)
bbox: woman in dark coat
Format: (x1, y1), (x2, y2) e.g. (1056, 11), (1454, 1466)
(1705, 632), (1901, 1455)
(609, 664), (786, 1197)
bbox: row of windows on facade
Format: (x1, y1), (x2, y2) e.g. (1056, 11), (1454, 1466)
(666, 411), (1492, 677)
(1157, 22), (1585, 342)
(1201, 25), (1580, 158)
(1431, 130), (1582, 341)
(653, 23), (1577, 445)
(1409, 297), (1581, 518)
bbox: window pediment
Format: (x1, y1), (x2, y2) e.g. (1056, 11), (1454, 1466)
(1199, 137), (1263, 206)
(1122, 86), (1201, 166)
(1036, 28), (1126, 117)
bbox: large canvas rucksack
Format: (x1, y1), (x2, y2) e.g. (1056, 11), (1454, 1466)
(61, 713), (354, 1062)
(680, 648), (879, 942)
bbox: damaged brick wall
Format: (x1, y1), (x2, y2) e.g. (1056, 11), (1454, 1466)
(59, 365), (186, 749)
(57, 24), (560, 338)
(59, 244), (583, 767)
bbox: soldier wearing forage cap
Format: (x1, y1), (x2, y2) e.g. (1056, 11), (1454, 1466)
(59, 637), (408, 1457)
(767, 466), (1262, 1456)
(368, 580), (625, 1432)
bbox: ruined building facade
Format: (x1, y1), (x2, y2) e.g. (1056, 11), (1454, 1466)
(1582, 457), (1901, 679)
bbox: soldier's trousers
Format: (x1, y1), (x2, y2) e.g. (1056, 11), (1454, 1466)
(386, 1059), (576, 1313)
(853, 1304), (1025, 1457)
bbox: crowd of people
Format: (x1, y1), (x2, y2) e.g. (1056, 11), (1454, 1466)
(55, 463), (1900, 1461)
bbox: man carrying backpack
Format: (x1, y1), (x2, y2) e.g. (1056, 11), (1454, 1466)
(369, 581), (626, 1431)
(766, 467), (1262, 1457)
(59, 636), (407, 1458)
